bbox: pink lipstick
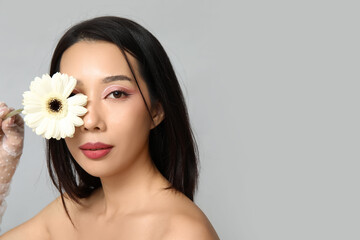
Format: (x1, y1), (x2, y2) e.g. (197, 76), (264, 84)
(79, 142), (113, 159)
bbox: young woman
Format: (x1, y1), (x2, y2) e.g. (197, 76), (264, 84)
(0, 16), (219, 239)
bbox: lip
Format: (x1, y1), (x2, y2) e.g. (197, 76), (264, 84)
(79, 142), (114, 159)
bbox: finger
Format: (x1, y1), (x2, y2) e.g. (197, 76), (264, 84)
(0, 106), (22, 137)
(1, 109), (15, 128)
(3, 115), (23, 129)
(0, 107), (7, 119)
(13, 114), (24, 126)
(0, 106), (12, 120)
(0, 102), (7, 108)
(2, 115), (24, 137)
(0, 107), (10, 136)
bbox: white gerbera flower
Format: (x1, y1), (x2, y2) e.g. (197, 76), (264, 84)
(22, 72), (87, 140)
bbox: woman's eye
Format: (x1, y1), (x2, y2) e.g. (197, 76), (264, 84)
(107, 90), (129, 99)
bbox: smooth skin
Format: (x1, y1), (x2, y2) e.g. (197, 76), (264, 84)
(0, 41), (219, 240)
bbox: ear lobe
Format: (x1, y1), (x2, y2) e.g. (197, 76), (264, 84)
(150, 102), (165, 130)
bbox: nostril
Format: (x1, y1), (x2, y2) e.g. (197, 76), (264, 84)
(83, 126), (101, 131)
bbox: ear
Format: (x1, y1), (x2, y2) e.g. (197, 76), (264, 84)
(150, 102), (165, 130)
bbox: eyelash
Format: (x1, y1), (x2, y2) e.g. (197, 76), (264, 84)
(106, 90), (130, 99)
(68, 90), (130, 99)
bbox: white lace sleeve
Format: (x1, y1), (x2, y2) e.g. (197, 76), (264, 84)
(0, 103), (24, 228)
(0, 183), (11, 224)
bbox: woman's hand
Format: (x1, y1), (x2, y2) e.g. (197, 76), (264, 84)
(0, 102), (24, 184)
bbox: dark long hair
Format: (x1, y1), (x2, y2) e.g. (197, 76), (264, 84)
(46, 16), (199, 220)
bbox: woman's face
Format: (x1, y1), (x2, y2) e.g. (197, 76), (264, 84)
(60, 41), (160, 178)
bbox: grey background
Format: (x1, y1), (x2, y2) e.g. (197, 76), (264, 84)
(0, 0), (359, 239)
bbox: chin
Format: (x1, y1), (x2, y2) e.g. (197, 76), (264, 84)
(77, 159), (127, 179)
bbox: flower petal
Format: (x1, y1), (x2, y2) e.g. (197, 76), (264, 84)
(23, 103), (43, 114)
(30, 76), (52, 96)
(62, 75), (76, 97)
(60, 117), (75, 138)
(35, 117), (50, 137)
(68, 105), (88, 116)
(70, 114), (84, 127)
(22, 91), (42, 104)
(51, 75), (64, 96)
(44, 119), (57, 139)
(67, 94), (87, 106)
(53, 125), (61, 140)
(24, 112), (45, 128)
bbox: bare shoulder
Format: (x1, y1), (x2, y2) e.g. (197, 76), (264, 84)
(0, 197), (64, 240)
(158, 190), (220, 240)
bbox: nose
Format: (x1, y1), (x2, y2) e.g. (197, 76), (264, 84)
(80, 100), (106, 132)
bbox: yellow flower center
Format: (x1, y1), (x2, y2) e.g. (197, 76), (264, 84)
(45, 95), (68, 118)
(48, 98), (63, 113)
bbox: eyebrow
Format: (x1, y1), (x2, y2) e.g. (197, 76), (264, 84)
(76, 75), (132, 86)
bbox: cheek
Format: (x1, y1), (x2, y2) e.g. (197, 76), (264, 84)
(108, 101), (152, 141)
(64, 136), (80, 159)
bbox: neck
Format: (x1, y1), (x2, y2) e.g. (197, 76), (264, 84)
(97, 149), (169, 217)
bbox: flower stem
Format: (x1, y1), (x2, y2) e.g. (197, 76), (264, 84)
(4, 109), (23, 120)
